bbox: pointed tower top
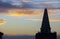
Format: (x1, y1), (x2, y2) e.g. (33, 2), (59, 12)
(41, 8), (51, 33)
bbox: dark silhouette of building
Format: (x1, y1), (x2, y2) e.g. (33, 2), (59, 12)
(0, 32), (4, 39)
(35, 8), (57, 39)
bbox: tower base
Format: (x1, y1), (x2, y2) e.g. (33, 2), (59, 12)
(35, 32), (57, 39)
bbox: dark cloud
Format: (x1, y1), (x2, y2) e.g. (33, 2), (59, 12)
(19, 2), (60, 9)
(0, 0), (60, 9)
(0, 1), (19, 13)
(0, 1), (51, 9)
(21, 2), (35, 8)
(0, 1), (18, 8)
(0, 1), (39, 9)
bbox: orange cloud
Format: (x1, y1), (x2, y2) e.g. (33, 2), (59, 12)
(6, 9), (43, 16)
(48, 9), (60, 13)
(49, 18), (60, 22)
(0, 19), (6, 25)
(7, 13), (27, 16)
(0, 8), (60, 17)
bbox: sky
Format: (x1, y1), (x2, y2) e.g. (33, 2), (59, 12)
(0, 0), (60, 36)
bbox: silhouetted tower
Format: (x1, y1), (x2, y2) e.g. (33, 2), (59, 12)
(41, 8), (51, 33)
(35, 8), (57, 39)
(0, 32), (4, 39)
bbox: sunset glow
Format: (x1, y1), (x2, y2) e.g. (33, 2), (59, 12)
(0, 0), (60, 36)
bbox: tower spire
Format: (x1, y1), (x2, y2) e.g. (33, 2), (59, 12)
(41, 8), (51, 33)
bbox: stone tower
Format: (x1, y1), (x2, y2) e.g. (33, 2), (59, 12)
(35, 8), (57, 39)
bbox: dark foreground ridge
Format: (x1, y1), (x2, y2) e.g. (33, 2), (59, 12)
(35, 8), (57, 39)
(0, 32), (4, 39)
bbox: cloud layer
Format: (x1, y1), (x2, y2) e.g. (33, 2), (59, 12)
(0, 19), (6, 25)
(0, 1), (18, 8)
(0, 0), (60, 23)
(0, 0), (60, 9)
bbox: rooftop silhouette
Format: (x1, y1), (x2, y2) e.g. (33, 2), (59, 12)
(0, 32), (4, 39)
(35, 8), (57, 39)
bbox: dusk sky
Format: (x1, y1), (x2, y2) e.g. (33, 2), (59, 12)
(0, 0), (60, 36)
